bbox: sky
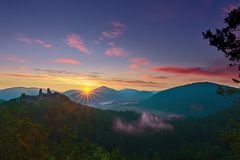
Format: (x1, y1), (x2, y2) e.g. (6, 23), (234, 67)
(0, 0), (239, 91)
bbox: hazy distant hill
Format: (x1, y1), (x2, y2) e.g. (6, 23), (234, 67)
(68, 86), (120, 106)
(93, 86), (120, 102)
(0, 87), (57, 100)
(0, 87), (43, 100)
(68, 86), (153, 107)
(2, 83), (238, 118)
(119, 89), (153, 101)
(63, 89), (82, 97)
(140, 82), (239, 117)
(0, 86), (153, 106)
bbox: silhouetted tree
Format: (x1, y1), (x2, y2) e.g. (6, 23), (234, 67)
(203, 6), (240, 82)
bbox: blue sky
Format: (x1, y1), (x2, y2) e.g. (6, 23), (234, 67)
(0, 0), (239, 91)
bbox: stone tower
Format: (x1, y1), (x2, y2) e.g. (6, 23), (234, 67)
(39, 89), (43, 96)
(47, 88), (51, 94)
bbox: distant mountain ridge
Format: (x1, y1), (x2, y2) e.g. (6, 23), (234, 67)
(68, 86), (154, 106)
(0, 86), (153, 104)
(1, 82), (239, 118)
(63, 89), (82, 97)
(0, 87), (57, 100)
(0, 87), (42, 100)
(119, 89), (153, 101)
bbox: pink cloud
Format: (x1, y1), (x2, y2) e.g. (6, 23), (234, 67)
(66, 34), (90, 54)
(3, 73), (50, 79)
(100, 20), (127, 39)
(151, 65), (237, 78)
(16, 35), (53, 48)
(142, 74), (168, 80)
(105, 47), (127, 57)
(51, 58), (80, 64)
(129, 57), (150, 69)
(15, 67), (30, 71)
(33, 39), (53, 48)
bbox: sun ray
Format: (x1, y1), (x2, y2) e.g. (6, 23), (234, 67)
(75, 87), (101, 105)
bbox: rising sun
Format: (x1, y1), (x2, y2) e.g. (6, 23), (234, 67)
(77, 86), (99, 105)
(83, 87), (91, 95)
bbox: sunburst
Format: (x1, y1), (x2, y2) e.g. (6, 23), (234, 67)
(83, 87), (91, 95)
(76, 87), (100, 105)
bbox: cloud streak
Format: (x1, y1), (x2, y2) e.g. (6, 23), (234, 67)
(33, 68), (101, 78)
(142, 74), (168, 80)
(129, 57), (150, 69)
(66, 34), (90, 54)
(33, 68), (83, 76)
(3, 73), (50, 79)
(101, 20), (127, 39)
(105, 47), (127, 57)
(33, 68), (164, 87)
(16, 34), (53, 48)
(6, 56), (26, 63)
(51, 58), (80, 64)
(151, 65), (237, 78)
(104, 78), (166, 88)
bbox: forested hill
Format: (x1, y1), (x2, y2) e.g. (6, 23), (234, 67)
(140, 82), (239, 117)
(0, 93), (239, 159)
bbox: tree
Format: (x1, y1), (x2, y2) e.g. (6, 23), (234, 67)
(203, 6), (240, 82)
(221, 123), (240, 159)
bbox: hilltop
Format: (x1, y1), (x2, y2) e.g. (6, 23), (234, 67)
(139, 82), (239, 117)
